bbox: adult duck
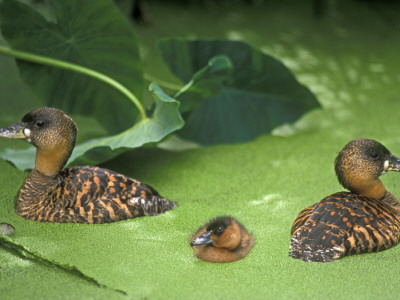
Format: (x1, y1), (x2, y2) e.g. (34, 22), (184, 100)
(0, 107), (176, 223)
(290, 138), (400, 262)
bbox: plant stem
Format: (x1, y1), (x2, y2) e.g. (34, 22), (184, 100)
(144, 72), (192, 99)
(174, 79), (194, 98)
(0, 45), (146, 120)
(144, 73), (183, 91)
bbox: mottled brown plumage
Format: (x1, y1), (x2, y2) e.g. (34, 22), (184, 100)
(0, 107), (176, 224)
(290, 139), (400, 262)
(190, 216), (254, 263)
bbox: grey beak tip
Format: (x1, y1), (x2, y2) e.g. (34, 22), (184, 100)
(191, 230), (213, 246)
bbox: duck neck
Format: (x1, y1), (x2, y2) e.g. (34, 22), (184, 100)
(16, 168), (62, 218)
(350, 178), (386, 200)
(35, 146), (71, 177)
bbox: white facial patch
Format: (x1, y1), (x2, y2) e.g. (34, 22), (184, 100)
(23, 128), (31, 137)
(382, 159), (389, 174)
(23, 128), (32, 143)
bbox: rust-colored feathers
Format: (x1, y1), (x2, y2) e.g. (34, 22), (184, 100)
(290, 192), (400, 262)
(17, 166), (175, 223)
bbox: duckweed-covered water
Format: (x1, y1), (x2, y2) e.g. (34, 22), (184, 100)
(1, 1), (400, 299)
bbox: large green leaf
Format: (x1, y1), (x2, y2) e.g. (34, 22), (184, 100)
(159, 38), (320, 145)
(175, 54), (233, 113)
(0, 83), (184, 170)
(0, 0), (142, 134)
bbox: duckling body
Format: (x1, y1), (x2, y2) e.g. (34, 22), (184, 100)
(190, 217), (254, 263)
(0, 107), (176, 224)
(290, 139), (400, 262)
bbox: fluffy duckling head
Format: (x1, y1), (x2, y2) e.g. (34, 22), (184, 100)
(0, 107), (77, 176)
(190, 216), (254, 263)
(335, 138), (400, 199)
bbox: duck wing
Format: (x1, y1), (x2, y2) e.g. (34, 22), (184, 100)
(290, 192), (400, 262)
(30, 166), (176, 223)
(290, 205), (314, 235)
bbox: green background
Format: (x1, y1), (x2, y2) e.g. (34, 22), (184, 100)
(1, 1), (400, 299)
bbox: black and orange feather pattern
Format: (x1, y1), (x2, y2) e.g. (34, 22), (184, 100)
(17, 166), (176, 224)
(290, 192), (400, 262)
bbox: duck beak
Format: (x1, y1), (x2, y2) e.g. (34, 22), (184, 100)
(387, 154), (400, 172)
(0, 122), (28, 140)
(190, 230), (213, 246)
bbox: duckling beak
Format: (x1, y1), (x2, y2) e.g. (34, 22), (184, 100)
(387, 154), (400, 172)
(190, 230), (213, 246)
(0, 122), (28, 140)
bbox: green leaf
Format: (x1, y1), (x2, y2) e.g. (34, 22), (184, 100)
(175, 55), (233, 113)
(159, 38), (320, 145)
(0, 83), (184, 170)
(0, 0), (142, 134)
(0, 1), (185, 170)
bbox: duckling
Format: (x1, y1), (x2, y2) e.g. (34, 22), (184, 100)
(290, 138), (400, 262)
(190, 216), (254, 263)
(0, 107), (176, 224)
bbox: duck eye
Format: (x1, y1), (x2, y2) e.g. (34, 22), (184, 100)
(370, 152), (379, 159)
(35, 120), (44, 128)
(216, 226), (224, 233)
